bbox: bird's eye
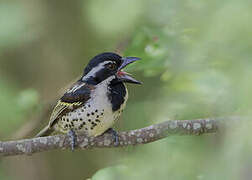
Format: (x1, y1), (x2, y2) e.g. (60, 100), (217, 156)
(107, 63), (117, 70)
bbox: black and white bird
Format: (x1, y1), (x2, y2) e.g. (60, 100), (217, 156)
(35, 52), (141, 150)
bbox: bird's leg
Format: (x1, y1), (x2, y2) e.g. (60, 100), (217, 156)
(105, 128), (119, 146)
(68, 129), (77, 151)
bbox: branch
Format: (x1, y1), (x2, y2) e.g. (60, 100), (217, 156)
(0, 117), (241, 156)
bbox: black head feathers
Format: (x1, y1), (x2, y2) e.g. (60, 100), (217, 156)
(84, 52), (122, 75)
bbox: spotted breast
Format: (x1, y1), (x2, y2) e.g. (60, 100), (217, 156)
(54, 75), (128, 137)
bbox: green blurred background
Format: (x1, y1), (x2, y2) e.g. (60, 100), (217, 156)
(1, 0), (252, 179)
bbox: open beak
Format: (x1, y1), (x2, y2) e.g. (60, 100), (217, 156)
(117, 57), (142, 84)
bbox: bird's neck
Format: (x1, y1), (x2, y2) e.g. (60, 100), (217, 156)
(83, 76), (128, 112)
(108, 79), (128, 112)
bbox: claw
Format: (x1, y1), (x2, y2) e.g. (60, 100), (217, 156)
(106, 128), (119, 146)
(68, 129), (77, 151)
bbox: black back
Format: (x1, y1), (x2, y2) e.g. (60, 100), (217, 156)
(61, 81), (92, 103)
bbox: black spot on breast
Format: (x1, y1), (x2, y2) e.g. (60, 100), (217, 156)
(79, 124), (83, 130)
(108, 80), (126, 111)
(66, 119), (69, 122)
(95, 109), (98, 112)
(91, 112), (94, 115)
(81, 109), (84, 112)
(80, 118), (83, 121)
(88, 104), (91, 107)
(87, 113), (90, 116)
(88, 119), (91, 122)
(96, 115), (99, 118)
(95, 119), (100, 122)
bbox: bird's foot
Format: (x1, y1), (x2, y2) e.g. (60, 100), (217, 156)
(105, 128), (119, 146)
(68, 129), (77, 151)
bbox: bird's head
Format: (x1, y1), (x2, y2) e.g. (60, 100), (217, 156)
(82, 52), (141, 85)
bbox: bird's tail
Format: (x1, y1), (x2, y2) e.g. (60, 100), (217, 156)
(35, 125), (54, 137)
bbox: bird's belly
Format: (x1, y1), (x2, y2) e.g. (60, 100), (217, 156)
(55, 101), (121, 137)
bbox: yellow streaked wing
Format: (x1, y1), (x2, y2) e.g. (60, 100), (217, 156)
(48, 100), (82, 127)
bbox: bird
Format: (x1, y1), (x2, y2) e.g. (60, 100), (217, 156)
(35, 52), (141, 150)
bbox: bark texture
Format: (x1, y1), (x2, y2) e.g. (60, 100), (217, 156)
(0, 117), (239, 156)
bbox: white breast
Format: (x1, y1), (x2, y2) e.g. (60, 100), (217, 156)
(56, 76), (128, 136)
(86, 76), (116, 136)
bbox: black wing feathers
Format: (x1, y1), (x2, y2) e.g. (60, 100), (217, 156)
(61, 85), (91, 103)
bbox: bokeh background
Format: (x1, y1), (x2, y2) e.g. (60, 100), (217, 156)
(1, 0), (252, 179)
